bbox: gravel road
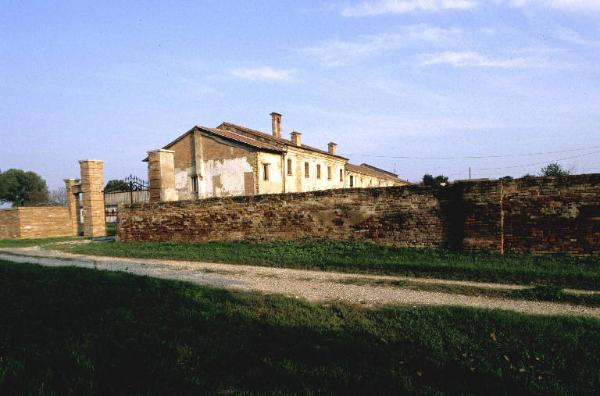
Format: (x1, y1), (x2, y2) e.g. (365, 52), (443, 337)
(1, 247), (599, 318)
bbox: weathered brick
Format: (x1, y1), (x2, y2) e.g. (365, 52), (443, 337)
(0, 207), (74, 239)
(117, 174), (600, 256)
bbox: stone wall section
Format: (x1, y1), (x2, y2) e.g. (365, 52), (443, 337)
(502, 175), (600, 255)
(117, 186), (447, 247)
(18, 207), (74, 238)
(0, 209), (21, 239)
(0, 207), (73, 239)
(461, 181), (504, 253)
(118, 174), (600, 255)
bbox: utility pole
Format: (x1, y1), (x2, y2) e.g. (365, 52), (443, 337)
(469, 167), (472, 180)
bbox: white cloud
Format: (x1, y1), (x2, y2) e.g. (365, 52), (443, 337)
(342, 0), (600, 15)
(509, 0), (600, 11)
(341, 0), (477, 17)
(419, 51), (543, 68)
(229, 67), (294, 81)
(554, 27), (600, 46)
(303, 25), (460, 66)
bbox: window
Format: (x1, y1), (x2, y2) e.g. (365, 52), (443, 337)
(287, 159), (292, 176)
(316, 164), (321, 179)
(327, 166), (332, 180)
(304, 162), (310, 178)
(263, 163), (270, 181)
(191, 175), (199, 193)
(339, 169), (343, 182)
(349, 175), (354, 187)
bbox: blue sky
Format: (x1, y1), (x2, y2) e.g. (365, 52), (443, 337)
(1, 0), (600, 190)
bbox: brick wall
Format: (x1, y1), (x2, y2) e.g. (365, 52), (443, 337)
(117, 186), (452, 248)
(117, 174), (600, 255)
(0, 209), (21, 239)
(0, 207), (75, 239)
(502, 175), (600, 255)
(461, 181), (504, 253)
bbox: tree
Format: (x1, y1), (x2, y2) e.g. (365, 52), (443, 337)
(104, 179), (129, 193)
(0, 169), (49, 207)
(540, 163), (570, 177)
(422, 174), (449, 188)
(48, 187), (67, 206)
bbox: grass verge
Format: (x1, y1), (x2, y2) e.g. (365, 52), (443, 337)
(340, 278), (600, 307)
(0, 260), (599, 395)
(0, 236), (79, 249)
(52, 239), (600, 290)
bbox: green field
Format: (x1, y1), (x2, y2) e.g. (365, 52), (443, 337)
(51, 239), (600, 290)
(341, 278), (600, 307)
(0, 260), (599, 395)
(0, 236), (79, 249)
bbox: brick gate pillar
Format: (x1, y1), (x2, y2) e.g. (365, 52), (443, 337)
(64, 178), (80, 236)
(148, 149), (177, 202)
(79, 160), (106, 237)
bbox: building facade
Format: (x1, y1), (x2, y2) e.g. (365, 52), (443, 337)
(146, 113), (408, 200)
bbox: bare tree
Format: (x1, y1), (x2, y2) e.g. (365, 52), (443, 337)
(48, 187), (67, 206)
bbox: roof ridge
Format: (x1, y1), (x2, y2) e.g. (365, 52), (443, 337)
(203, 125), (261, 141)
(359, 163), (399, 177)
(347, 163), (403, 181)
(219, 122), (291, 145)
(196, 126), (284, 153)
(219, 121), (349, 160)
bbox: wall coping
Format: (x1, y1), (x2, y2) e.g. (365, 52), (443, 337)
(124, 172), (600, 209)
(0, 206), (68, 212)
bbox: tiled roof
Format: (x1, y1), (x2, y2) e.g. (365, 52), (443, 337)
(359, 163), (399, 178)
(142, 125), (284, 161)
(218, 122), (349, 160)
(347, 163), (407, 182)
(196, 126), (284, 152)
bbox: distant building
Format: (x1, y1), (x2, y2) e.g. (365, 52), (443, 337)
(146, 112), (409, 199)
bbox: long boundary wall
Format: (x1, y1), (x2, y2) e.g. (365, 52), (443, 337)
(0, 207), (74, 239)
(118, 185), (459, 247)
(117, 174), (600, 255)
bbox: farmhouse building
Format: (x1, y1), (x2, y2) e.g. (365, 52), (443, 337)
(146, 113), (408, 199)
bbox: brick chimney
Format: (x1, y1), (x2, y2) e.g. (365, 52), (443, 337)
(291, 131), (302, 146)
(270, 112), (282, 139)
(328, 142), (337, 155)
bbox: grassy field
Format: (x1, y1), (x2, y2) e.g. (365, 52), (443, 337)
(0, 260), (599, 395)
(0, 236), (78, 249)
(342, 278), (600, 307)
(51, 239), (600, 290)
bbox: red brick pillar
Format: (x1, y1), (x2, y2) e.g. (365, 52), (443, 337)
(148, 149), (177, 202)
(79, 160), (106, 237)
(64, 178), (79, 236)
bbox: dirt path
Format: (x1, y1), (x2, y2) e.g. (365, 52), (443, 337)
(1, 247), (599, 318)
